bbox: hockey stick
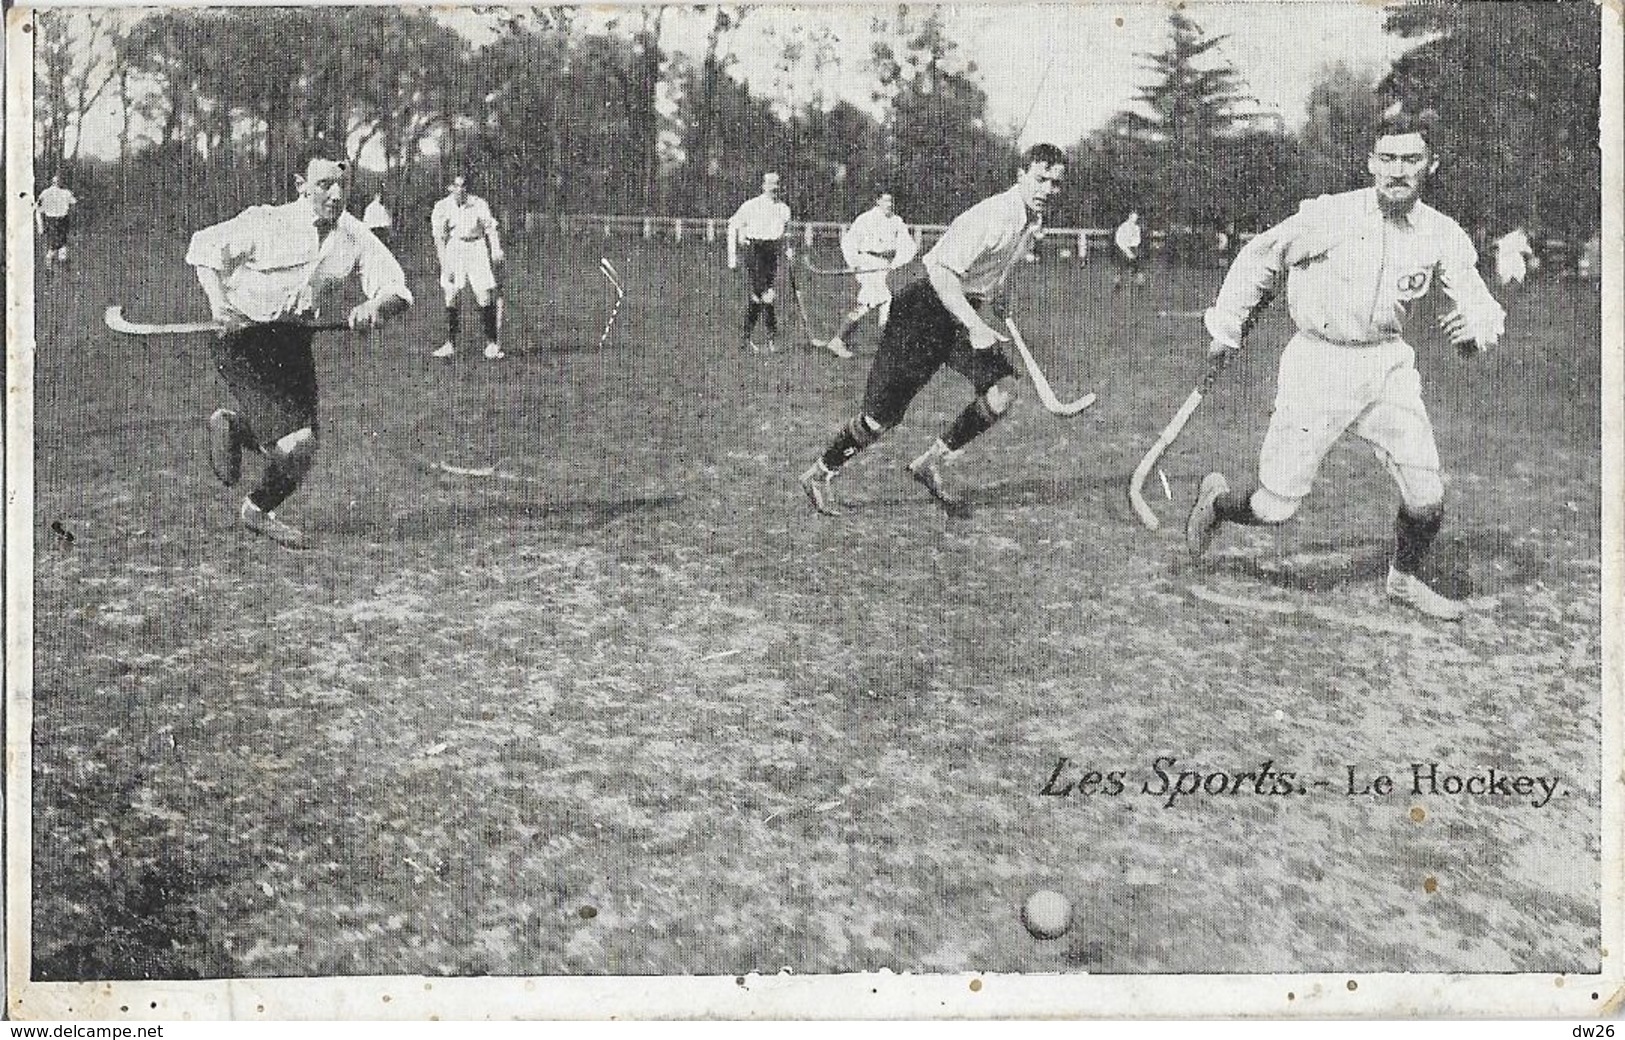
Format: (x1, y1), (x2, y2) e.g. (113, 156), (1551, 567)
(1003, 316), (1096, 417)
(784, 256), (829, 348)
(598, 257), (625, 348)
(799, 255), (891, 277)
(104, 306), (348, 336)
(1128, 353), (1230, 530)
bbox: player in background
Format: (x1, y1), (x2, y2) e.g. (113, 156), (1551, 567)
(363, 191), (393, 249)
(727, 172), (793, 353)
(823, 191), (919, 360)
(1492, 226), (1535, 286)
(1185, 108), (1505, 621)
(1113, 210), (1147, 289)
(36, 174), (78, 269)
(188, 149), (413, 549)
(798, 143), (1066, 519)
(431, 174), (505, 361)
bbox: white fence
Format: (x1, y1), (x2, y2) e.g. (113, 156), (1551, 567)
(537, 212), (1121, 256)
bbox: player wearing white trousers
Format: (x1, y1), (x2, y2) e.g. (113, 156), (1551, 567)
(1186, 110), (1506, 621)
(431, 175), (505, 361)
(824, 192), (919, 360)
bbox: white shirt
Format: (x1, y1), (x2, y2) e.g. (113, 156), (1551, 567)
(432, 193), (500, 249)
(842, 206), (918, 269)
(38, 186), (76, 219)
(1492, 228), (1534, 285)
(363, 198), (392, 230)
(728, 193), (791, 244)
(1114, 218), (1141, 256)
(924, 186), (1041, 298)
(187, 195), (413, 325)
(1206, 187), (1504, 349)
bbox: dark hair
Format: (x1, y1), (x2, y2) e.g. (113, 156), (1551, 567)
(302, 139), (350, 174)
(1375, 105), (1441, 149)
(1021, 142), (1067, 170)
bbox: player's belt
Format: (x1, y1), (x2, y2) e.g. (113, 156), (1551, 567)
(1299, 329), (1404, 349)
(861, 249), (896, 260)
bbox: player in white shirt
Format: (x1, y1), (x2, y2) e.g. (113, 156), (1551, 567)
(1185, 109), (1506, 620)
(1113, 211), (1146, 289)
(187, 150), (413, 548)
(1492, 227), (1535, 285)
(823, 192), (919, 360)
(36, 174), (78, 268)
(727, 172), (793, 352)
(431, 175), (505, 361)
(363, 192), (393, 248)
(799, 144), (1066, 519)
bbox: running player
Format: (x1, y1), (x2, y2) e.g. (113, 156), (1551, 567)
(798, 143), (1066, 519)
(431, 174), (505, 361)
(188, 149), (413, 548)
(727, 172), (792, 352)
(1185, 108), (1506, 620)
(823, 191), (919, 360)
(1113, 210), (1147, 289)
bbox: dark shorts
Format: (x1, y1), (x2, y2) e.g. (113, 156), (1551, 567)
(41, 216), (69, 251)
(210, 323), (320, 449)
(743, 240), (781, 298)
(861, 280), (1015, 427)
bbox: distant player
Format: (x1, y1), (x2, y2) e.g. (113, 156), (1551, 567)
(1113, 210), (1147, 289)
(431, 174), (505, 361)
(363, 192), (393, 249)
(727, 172), (792, 352)
(823, 191), (919, 360)
(36, 174), (78, 268)
(187, 149), (413, 549)
(1185, 108), (1506, 620)
(1492, 227), (1535, 286)
(798, 143), (1067, 519)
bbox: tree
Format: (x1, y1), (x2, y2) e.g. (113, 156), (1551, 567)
(34, 10), (127, 175)
(1297, 62), (1383, 198)
(1382, 0), (1602, 238)
(1109, 10), (1253, 229)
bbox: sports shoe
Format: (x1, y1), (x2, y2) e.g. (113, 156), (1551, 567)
(765, 337), (778, 353)
(483, 342), (506, 360)
(824, 335), (854, 360)
(1385, 567), (1466, 621)
(743, 336), (763, 354)
(799, 463), (843, 517)
(431, 342), (456, 359)
(240, 500), (309, 549)
(908, 455), (971, 518)
(207, 408), (243, 487)
(1186, 471), (1229, 557)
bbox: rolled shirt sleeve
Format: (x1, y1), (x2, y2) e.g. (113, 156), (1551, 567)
(358, 228), (413, 308)
(1437, 224), (1505, 349)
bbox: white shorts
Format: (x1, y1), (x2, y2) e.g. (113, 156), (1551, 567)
(440, 239), (498, 304)
(1258, 332), (1440, 501)
(855, 266), (892, 308)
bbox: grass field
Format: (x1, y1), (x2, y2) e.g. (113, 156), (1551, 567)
(28, 226), (1605, 979)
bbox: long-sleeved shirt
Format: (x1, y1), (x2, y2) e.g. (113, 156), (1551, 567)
(924, 186), (1042, 298)
(1114, 218), (1141, 257)
(37, 186), (77, 219)
(432, 193), (501, 252)
(841, 206), (919, 268)
(1205, 187), (1504, 350)
(186, 195), (412, 325)
(728, 193), (792, 244)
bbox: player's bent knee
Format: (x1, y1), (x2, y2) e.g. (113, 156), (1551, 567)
(273, 427), (320, 466)
(760, 288), (777, 305)
(1251, 487), (1299, 524)
(849, 413), (890, 447)
(983, 379), (1018, 416)
(1395, 469), (1444, 516)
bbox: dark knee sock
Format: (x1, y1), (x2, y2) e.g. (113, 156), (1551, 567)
(248, 446), (316, 513)
(820, 415), (884, 471)
(763, 305), (777, 336)
(745, 301), (762, 334)
(942, 396), (1002, 452)
(480, 303), (499, 341)
(1393, 505), (1444, 575)
(1215, 487), (1265, 525)
(445, 306), (460, 340)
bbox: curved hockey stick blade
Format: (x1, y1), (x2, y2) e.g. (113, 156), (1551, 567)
(1128, 354), (1229, 530)
(1004, 317), (1095, 417)
(104, 306), (216, 336)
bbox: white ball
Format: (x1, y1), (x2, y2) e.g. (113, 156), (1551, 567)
(1021, 890), (1073, 940)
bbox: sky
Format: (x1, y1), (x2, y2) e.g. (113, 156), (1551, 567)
(58, 2), (1414, 161)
